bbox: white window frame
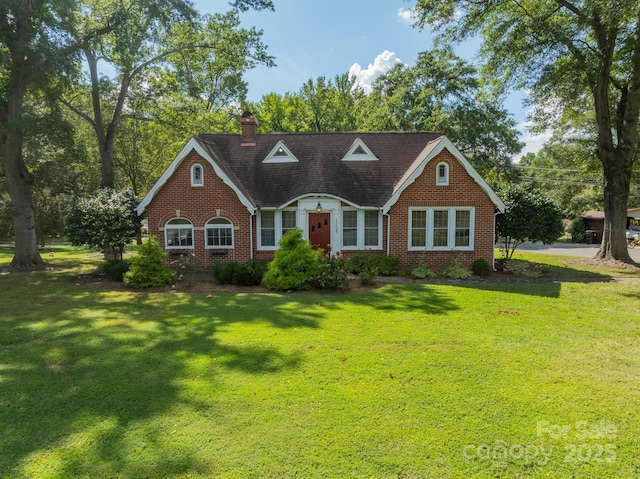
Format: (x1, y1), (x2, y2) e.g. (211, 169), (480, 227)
(257, 208), (298, 250)
(191, 163), (204, 187)
(165, 218), (194, 249)
(436, 162), (449, 186)
(408, 207), (474, 251)
(341, 208), (382, 250)
(205, 217), (234, 249)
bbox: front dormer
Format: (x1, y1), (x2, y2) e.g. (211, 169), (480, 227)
(263, 141), (299, 163)
(341, 138), (378, 161)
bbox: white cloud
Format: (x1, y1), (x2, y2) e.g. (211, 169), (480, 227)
(515, 121), (552, 161)
(397, 7), (416, 25)
(349, 51), (406, 94)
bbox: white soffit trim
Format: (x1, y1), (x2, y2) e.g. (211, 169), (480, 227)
(341, 138), (378, 161)
(382, 136), (506, 213)
(263, 141), (298, 163)
(136, 137), (255, 215)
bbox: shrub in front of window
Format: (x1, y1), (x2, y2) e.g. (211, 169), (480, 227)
(232, 259), (266, 286)
(124, 236), (175, 288)
(410, 253), (436, 279)
(314, 254), (349, 290)
(263, 228), (320, 291)
(471, 258), (492, 277)
(212, 261), (238, 284)
(439, 254), (471, 279)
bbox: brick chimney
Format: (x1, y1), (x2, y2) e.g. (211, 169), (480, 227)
(241, 111), (258, 146)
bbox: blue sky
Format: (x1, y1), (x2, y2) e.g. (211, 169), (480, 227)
(195, 0), (548, 158)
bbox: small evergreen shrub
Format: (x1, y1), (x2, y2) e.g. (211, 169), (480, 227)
(314, 255), (349, 290)
(100, 259), (130, 281)
(213, 261), (238, 285)
(347, 252), (399, 277)
(123, 236), (174, 288)
(439, 255), (471, 279)
(471, 258), (492, 277)
(263, 228), (320, 291)
(376, 255), (399, 276)
(232, 259), (266, 286)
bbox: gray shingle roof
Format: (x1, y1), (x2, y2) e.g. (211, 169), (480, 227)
(194, 131), (445, 208)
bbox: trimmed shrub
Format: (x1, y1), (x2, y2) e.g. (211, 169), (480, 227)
(123, 236), (174, 288)
(410, 265), (436, 279)
(213, 261), (238, 285)
(376, 255), (399, 276)
(263, 228), (320, 291)
(471, 258), (492, 277)
(100, 259), (130, 281)
(232, 259), (266, 286)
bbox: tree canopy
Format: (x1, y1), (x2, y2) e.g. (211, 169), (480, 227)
(412, 0), (640, 262)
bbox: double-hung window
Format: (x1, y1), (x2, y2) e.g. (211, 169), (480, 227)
(341, 209), (381, 249)
(205, 218), (233, 248)
(258, 209), (297, 249)
(165, 218), (194, 248)
(409, 208), (474, 250)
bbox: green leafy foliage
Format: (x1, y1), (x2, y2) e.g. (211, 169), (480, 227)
(439, 254), (471, 279)
(123, 237), (174, 288)
(99, 259), (130, 282)
(64, 188), (140, 260)
(263, 228), (320, 291)
(569, 216), (588, 243)
(471, 258), (492, 278)
(213, 259), (266, 286)
(314, 255), (349, 290)
(347, 251), (399, 277)
(232, 259), (266, 286)
(495, 182), (564, 259)
(212, 261), (238, 284)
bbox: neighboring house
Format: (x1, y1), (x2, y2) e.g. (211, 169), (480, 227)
(137, 112), (505, 270)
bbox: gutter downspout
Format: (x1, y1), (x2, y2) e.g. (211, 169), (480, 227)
(385, 212), (391, 256)
(250, 210), (255, 260)
(493, 209), (499, 270)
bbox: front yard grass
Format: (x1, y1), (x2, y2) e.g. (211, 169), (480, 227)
(1, 246), (639, 478)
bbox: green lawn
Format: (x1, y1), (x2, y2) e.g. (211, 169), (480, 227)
(1, 246), (640, 478)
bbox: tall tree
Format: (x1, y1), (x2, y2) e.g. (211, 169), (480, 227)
(63, 0), (273, 188)
(0, 0), (81, 268)
(412, 0), (640, 262)
(355, 48), (522, 177)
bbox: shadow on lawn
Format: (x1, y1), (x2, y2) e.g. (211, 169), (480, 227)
(0, 273), (318, 478)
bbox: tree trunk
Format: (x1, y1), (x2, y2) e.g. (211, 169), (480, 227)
(595, 155), (634, 263)
(1, 114), (44, 269)
(0, 55), (44, 269)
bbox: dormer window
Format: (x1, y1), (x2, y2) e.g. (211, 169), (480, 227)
(436, 162), (449, 186)
(342, 138), (378, 161)
(263, 141), (298, 163)
(191, 163), (204, 186)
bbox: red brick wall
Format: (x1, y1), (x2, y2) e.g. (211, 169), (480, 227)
(146, 148), (498, 272)
(146, 151), (253, 270)
(387, 150), (497, 270)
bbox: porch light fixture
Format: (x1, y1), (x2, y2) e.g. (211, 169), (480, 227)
(316, 202), (322, 212)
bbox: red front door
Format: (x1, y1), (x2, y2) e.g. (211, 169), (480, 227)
(308, 213), (331, 251)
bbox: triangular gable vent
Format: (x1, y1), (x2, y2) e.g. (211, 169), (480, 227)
(342, 138), (378, 161)
(263, 141), (299, 163)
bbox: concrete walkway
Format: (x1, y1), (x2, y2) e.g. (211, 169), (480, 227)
(514, 242), (640, 262)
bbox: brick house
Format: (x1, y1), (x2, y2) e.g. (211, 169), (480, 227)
(137, 112), (505, 270)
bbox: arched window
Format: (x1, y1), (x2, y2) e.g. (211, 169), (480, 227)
(205, 217), (233, 248)
(165, 218), (194, 248)
(436, 162), (449, 186)
(191, 163), (204, 186)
